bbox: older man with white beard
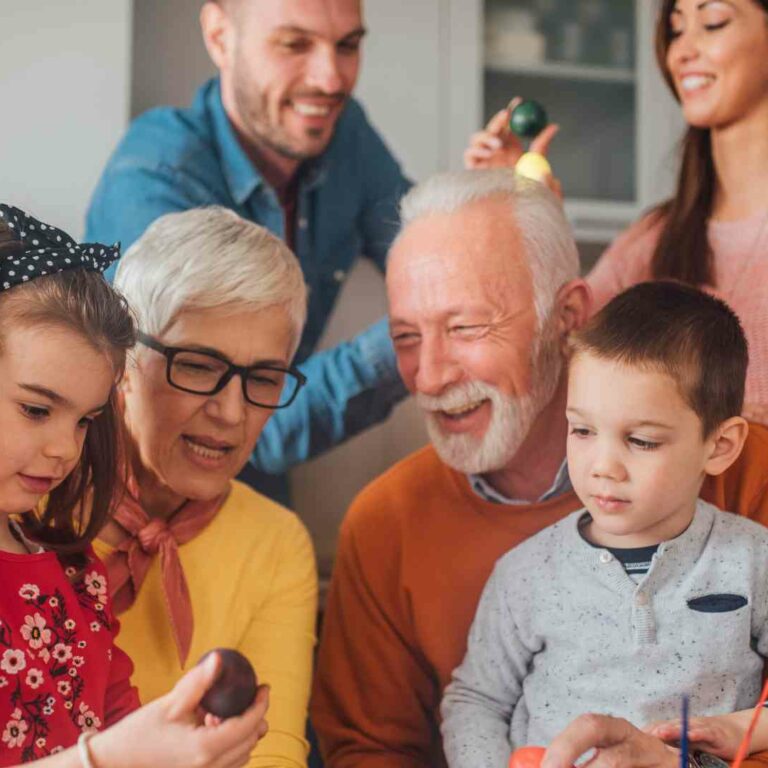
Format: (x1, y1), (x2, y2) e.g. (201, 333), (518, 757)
(310, 169), (768, 768)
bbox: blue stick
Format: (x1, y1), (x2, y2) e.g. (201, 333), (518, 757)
(680, 695), (690, 768)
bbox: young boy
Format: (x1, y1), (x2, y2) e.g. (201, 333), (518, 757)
(440, 281), (768, 768)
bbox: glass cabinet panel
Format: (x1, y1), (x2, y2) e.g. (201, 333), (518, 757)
(484, 0), (637, 203)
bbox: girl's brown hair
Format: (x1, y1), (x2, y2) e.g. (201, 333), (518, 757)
(651, 0), (768, 286)
(0, 221), (136, 555)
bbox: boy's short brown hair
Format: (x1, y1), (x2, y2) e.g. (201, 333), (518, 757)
(571, 281), (748, 436)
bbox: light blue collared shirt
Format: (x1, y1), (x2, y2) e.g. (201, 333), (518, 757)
(468, 460), (572, 505)
(86, 78), (411, 480)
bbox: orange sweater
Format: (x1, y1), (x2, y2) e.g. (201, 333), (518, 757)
(311, 424), (768, 768)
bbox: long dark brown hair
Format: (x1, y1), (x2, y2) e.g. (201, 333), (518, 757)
(651, 0), (768, 286)
(0, 222), (136, 556)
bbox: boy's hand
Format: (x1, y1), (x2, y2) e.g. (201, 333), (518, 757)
(646, 716), (743, 759)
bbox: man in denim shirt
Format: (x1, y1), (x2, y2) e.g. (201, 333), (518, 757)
(86, 0), (410, 498)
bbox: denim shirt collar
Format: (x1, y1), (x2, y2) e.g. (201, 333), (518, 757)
(206, 77), (329, 205)
(468, 459), (572, 506)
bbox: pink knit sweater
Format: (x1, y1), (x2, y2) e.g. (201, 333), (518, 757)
(587, 210), (768, 410)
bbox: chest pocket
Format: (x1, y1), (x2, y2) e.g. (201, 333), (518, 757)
(687, 593), (748, 613)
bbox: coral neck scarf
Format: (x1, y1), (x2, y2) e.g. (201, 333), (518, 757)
(104, 476), (227, 666)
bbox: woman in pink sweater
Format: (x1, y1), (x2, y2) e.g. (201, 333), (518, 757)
(465, 0), (768, 421)
(588, 0), (768, 420)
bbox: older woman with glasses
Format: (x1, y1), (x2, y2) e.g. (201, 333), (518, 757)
(94, 207), (317, 768)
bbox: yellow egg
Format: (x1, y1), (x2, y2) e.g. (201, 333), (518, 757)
(515, 152), (552, 183)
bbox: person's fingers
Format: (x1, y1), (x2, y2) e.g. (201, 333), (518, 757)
(543, 714), (638, 768)
(470, 130), (504, 151)
(464, 150), (489, 169)
(208, 735), (259, 768)
(530, 123), (560, 156)
(552, 177), (563, 200)
(649, 721), (682, 740)
(464, 147), (498, 169)
(165, 651), (221, 720)
(485, 108), (512, 136)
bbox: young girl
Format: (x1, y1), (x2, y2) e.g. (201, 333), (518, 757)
(0, 204), (267, 768)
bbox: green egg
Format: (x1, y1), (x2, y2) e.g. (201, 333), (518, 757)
(509, 100), (548, 139)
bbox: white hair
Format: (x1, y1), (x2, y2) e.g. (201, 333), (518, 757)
(398, 169), (579, 328)
(114, 207), (307, 353)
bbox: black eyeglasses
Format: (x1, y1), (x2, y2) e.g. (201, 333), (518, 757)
(137, 331), (306, 409)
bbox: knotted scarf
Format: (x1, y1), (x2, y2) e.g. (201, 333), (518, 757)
(104, 475), (228, 666)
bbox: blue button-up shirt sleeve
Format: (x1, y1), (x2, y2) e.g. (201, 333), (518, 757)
(253, 317), (406, 474)
(354, 110), (413, 273)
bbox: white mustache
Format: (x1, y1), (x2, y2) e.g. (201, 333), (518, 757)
(416, 381), (498, 412)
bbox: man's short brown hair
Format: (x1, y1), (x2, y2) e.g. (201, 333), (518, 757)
(571, 281), (748, 436)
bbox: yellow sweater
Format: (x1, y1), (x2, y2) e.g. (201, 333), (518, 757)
(94, 480), (317, 768)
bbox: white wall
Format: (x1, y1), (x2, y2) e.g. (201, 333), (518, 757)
(0, 1), (133, 238)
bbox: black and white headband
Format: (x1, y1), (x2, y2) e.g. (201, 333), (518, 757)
(0, 204), (120, 291)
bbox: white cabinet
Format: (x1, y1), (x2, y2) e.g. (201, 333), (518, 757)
(443, 0), (684, 243)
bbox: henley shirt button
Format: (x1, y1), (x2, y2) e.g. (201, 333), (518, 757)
(298, 217), (308, 229)
(599, 551), (612, 564)
(333, 269), (346, 283)
(635, 592), (649, 606)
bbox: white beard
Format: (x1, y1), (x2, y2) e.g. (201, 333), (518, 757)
(417, 329), (563, 475)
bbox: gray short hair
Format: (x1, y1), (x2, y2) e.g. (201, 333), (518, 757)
(114, 207), (307, 353)
(399, 169), (579, 328)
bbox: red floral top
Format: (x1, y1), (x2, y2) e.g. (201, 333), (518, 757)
(0, 546), (140, 764)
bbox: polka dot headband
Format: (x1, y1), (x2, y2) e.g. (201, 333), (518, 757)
(0, 204), (119, 291)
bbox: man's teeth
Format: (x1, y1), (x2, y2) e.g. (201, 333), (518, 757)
(292, 102), (331, 117)
(442, 401), (484, 417)
(681, 75), (714, 92)
(184, 437), (229, 459)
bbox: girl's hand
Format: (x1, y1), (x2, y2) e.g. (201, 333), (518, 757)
(645, 716), (743, 759)
(463, 97), (562, 198)
(89, 652), (269, 768)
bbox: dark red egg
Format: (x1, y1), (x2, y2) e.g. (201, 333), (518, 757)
(199, 648), (258, 719)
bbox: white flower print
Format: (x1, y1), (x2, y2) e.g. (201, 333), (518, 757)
(84, 572), (107, 600)
(64, 701), (72, 711)
(2, 709), (28, 749)
(63, 619), (76, 631)
(94, 603), (104, 612)
(89, 621), (100, 633)
(72, 656), (84, 668)
(1, 649), (26, 674)
(77, 703), (101, 732)
(38, 648), (51, 663)
(21, 613), (51, 649)
(0, 677), (7, 688)
(35, 736), (46, 748)
(68, 667), (78, 678)
(51, 643), (72, 664)
(64, 567), (76, 577)
(18, 584), (39, 601)
(57, 680), (71, 696)
(25, 668), (44, 689)
(77, 640), (87, 649)
(48, 596), (59, 608)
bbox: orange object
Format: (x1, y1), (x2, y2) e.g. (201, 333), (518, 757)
(731, 676), (768, 768)
(509, 746), (547, 768)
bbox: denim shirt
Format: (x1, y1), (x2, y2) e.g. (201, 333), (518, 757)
(86, 78), (410, 475)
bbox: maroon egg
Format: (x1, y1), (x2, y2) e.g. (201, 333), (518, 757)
(199, 648), (258, 719)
